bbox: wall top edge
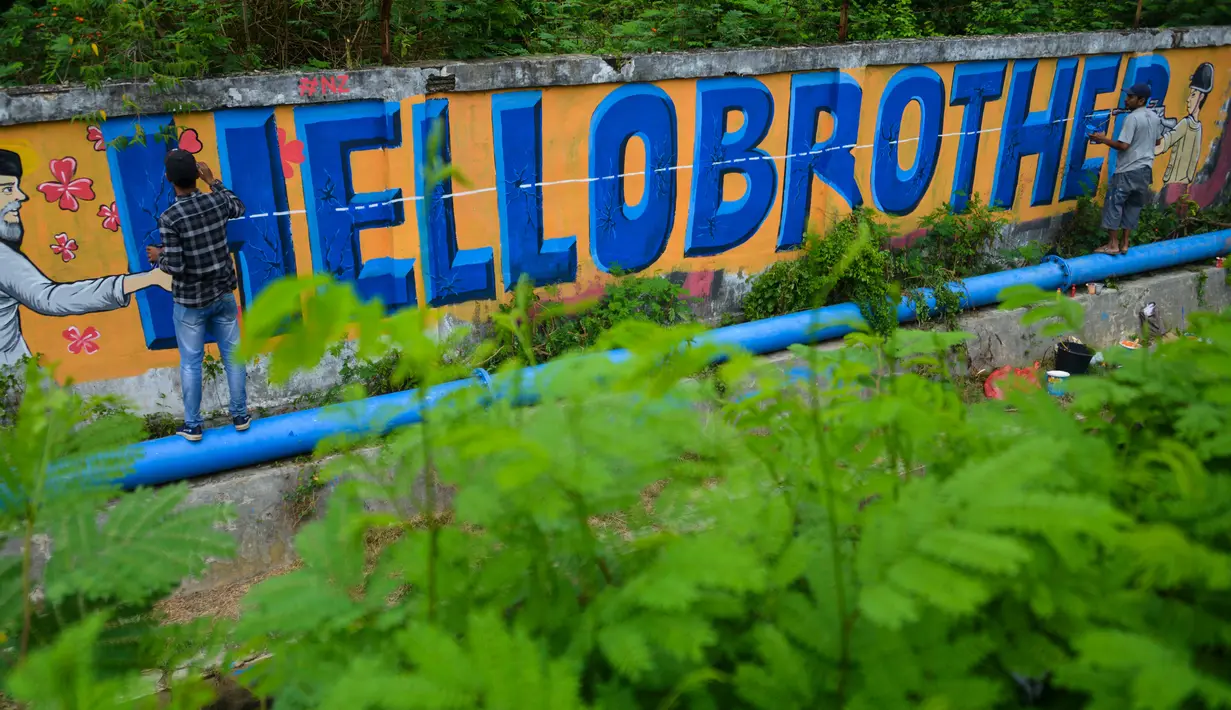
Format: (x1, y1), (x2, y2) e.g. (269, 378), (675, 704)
(2, 26), (1229, 127)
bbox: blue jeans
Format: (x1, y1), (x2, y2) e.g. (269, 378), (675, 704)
(173, 293), (248, 428)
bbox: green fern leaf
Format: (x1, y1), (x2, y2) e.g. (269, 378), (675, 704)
(42, 485), (235, 606)
(885, 556), (991, 616)
(916, 529), (1033, 575)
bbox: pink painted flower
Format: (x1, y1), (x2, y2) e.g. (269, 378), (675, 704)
(62, 325), (101, 355)
(98, 202), (120, 232)
(86, 125), (106, 151)
(36, 157), (96, 212)
(50, 233), (78, 262)
(277, 127), (305, 179)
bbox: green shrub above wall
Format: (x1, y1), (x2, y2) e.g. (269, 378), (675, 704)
(1, 0), (1228, 85)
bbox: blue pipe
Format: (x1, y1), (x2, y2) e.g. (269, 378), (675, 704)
(1063, 229), (1231, 286)
(92, 230), (1229, 490)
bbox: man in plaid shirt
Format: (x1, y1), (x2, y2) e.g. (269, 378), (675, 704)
(146, 150), (251, 442)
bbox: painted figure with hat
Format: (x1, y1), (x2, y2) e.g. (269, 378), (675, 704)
(0, 148), (171, 367)
(1156, 62), (1215, 189)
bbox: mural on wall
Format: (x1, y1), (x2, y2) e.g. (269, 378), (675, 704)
(0, 47), (1228, 384)
(1158, 62), (1215, 203)
(0, 149), (171, 366)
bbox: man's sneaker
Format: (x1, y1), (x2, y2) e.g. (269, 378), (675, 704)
(233, 415), (251, 432)
(176, 424), (204, 442)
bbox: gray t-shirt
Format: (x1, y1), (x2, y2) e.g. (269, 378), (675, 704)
(1115, 107), (1163, 175)
(0, 246), (129, 366)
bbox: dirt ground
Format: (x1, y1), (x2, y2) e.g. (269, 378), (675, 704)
(156, 563), (303, 624)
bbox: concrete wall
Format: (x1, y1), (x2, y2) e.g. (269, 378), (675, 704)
(1, 29), (1231, 412)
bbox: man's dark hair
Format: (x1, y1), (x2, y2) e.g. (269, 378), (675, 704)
(164, 149), (199, 189)
(0, 149), (22, 179)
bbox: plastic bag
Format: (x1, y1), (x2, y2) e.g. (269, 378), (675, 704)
(1140, 301), (1164, 339)
(984, 364), (1040, 400)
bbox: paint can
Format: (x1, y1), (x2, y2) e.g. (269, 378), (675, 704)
(1045, 370), (1070, 397)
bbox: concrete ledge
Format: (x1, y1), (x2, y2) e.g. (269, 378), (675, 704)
(961, 265), (1230, 371)
(2, 27), (1228, 126)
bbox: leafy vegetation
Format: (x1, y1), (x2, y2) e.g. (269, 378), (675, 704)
(899, 194), (1010, 328)
(743, 198), (1009, 333)
(0, 0), (1225, 86)
(1055, 193), (1231, 258)
(7, 233), (1231, 708)
(483, 273), (697, 368)
(742, 210), (898, 334)
(4, 63), (1231, 706)
(744, 192), (1231, 334)
(0, 360), (235, 709)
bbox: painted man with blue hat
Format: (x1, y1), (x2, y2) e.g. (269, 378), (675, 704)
(1088, 82), (1164, 256)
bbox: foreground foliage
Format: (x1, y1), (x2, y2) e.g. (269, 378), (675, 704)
(0, 362), (236, 708)
(223, 268), (1231, 710)
(5, 225), (1231, 707)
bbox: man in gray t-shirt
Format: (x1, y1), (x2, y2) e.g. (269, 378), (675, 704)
(1088, 83), (1164, 255)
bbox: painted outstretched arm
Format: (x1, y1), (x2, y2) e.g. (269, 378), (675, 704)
(1155, 122), (1183, 155)
(123, 268), (172, 294)
(0, 247), (167, 317)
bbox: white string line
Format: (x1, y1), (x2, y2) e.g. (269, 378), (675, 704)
(231, 114), (1081, 222)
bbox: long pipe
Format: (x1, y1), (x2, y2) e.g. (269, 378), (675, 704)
(91, 230), (1230, 490)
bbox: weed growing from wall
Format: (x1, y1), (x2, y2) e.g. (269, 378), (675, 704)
(744, 200), (1011, 334)
(483, 273), (698, 368)
(1058, 192), (1231, 258)
(743, 210), (897, 335)
(747, 193), (1231, 335)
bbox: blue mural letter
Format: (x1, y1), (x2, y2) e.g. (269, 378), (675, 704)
(213, 108), (298, 307)
(589, 84), (678, 273)
(872, 65), (945, 216)
(991, 58), (1079, 209)
(778, 71), (863, 251)
(491, 91), (577, 290)
(685, 77), (777, 257)
(1060, 55), (1122, 201)
(100, 115), (182, 349)
(295, 101), (416, 311)
(413, 99), (496, 306)
(1107, 54), (1171, 175)
(949, 61), (1007, 212)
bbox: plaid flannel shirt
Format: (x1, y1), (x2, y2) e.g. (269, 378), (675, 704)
(156, 181), (245, 308)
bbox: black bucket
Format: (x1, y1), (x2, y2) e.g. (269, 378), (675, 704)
(1055, 341), (1094, 375)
